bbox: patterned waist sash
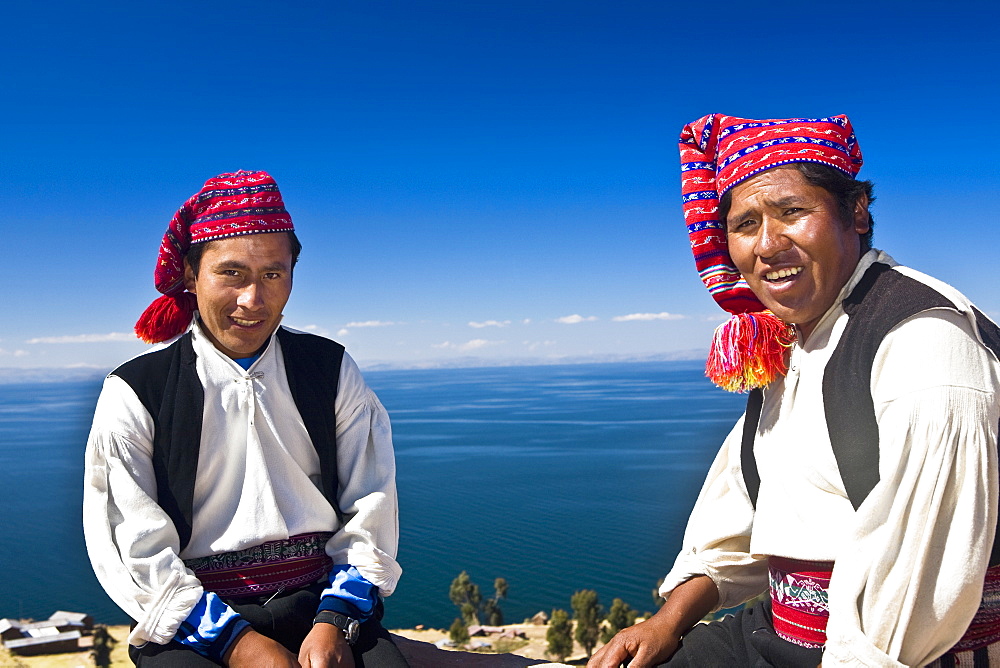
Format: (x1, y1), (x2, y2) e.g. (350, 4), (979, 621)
(768, 556), (833, 648)
(768, 557), (1000, 653)
(184, 532), (334, 598)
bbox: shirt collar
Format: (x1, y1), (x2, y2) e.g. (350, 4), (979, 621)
(189, 315), (283, 371)
(838, 248), (898, 303)
(795, 248), (898, 344)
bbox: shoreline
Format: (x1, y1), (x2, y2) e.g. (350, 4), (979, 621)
(1, 623), (592, 667)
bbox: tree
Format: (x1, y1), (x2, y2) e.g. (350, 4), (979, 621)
(571, 589), (602, 657)
(460, 602), (478, 625)
(449, 617), (470, 647)
(546, 608), (574, 662)
(494, 577), (509, 600)
(484, 577), (508, 625)
(602, 598), (639, 644)
(449, 571), (510, 626)
(90, 624), (116, 668)
(449, 571), (483, 624)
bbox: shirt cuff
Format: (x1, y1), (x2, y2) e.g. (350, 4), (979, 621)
(174, 592), (250, 662)
(317, 564), (379, 622)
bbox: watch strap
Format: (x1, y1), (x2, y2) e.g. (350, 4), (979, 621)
(313, 610), (360, 645)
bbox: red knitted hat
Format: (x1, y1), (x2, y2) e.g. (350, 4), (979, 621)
(678, 114), (863, 391)
(134, 170), (295, 343)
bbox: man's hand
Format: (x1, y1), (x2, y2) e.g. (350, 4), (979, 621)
(298, 621), (356, 668)
(587, 614), (680, 668)
(224, 628), (300, 668)
(588, 575), (719, 668)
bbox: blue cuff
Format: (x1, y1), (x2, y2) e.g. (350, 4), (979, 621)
(317, 564), (379, 622)
(175, 592), (250, 662)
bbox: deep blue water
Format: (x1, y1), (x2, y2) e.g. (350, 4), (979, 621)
(0, 362), (745, 629)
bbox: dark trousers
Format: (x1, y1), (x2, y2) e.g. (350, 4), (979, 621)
(660, 600), (823, 668)
(129, 583), (409, 667)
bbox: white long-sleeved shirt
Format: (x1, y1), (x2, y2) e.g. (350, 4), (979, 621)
(660, 250), (1000, 667)
(83, 319), (401, 647)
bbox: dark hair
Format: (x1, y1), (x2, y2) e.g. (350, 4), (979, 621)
(718, 163), (876, 251)
(186, 230), (302, 276)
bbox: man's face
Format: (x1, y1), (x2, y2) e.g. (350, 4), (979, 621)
(725, 166), (869, 339)
(183, 233), (294, 358)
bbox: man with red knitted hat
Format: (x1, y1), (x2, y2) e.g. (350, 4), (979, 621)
(591, 116), (1000, 667)
(83, 171), (408, 667)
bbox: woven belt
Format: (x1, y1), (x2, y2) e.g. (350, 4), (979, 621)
(768, 557), (1000, 655)
(768, 556), (833, 649)
(185, 532), (334, 598)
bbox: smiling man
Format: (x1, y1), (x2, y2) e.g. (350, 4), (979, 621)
(83, 171), (408, 667)
(591, 116), (1000, 667)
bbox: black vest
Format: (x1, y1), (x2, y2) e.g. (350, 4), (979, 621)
(741, 262), (1000, 564)
(111, 327), (346, 551)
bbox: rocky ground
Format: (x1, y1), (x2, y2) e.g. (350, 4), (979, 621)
(393, 622), (592, 665)
(0, 623), (596, 667)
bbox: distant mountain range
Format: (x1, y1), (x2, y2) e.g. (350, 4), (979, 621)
(0, 366), (111, 385)
(360, 350), (706, 371)
(0, 350), (706, 384)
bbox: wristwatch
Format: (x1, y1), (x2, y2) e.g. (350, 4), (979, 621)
(313, 610), (361, 645)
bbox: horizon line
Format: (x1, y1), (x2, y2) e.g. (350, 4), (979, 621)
(0, 350), (707, 385)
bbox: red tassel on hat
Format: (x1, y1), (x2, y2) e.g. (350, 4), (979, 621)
(134, 292), (198, 344)
(706, 311), (795, 393)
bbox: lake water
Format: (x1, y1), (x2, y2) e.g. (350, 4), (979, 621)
(0, 362), (745, 629)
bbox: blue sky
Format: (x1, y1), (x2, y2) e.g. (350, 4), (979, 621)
(4, 0), (998, 371)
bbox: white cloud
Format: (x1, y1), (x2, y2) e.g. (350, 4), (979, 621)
(343, 320), (397, 328)
(555, 314), (598, 324)
(522, 318), (532, 325)
(299, 324), (332, 337)
(0, 348), (29, 357)
(26, 332), (137, 344)
(612, 312), (686, 322)
(336, 320), (397, 336)
(468, 320), (511, 329)
(433, 339), (504, 352)
(523, 340), (556, 352)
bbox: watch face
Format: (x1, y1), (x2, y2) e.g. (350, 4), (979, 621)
(344, 618), (360, 644)
(333, 613), (360, 644)
(340, 617), (361, 645)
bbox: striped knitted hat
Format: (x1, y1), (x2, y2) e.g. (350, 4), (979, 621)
(679, 114), (863, 391)
(134, 170), (294, 343)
